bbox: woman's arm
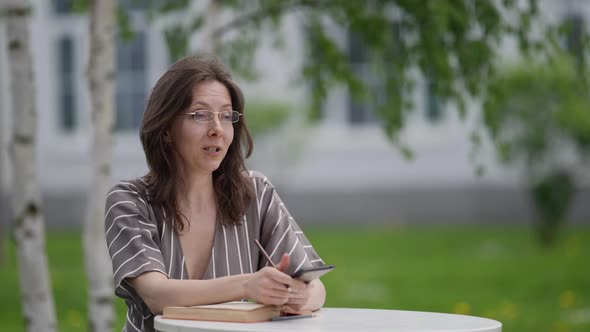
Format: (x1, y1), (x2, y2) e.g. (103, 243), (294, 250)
(129, 272), (248, 314)
(304, 279), (326, 311)
(129, 265), (306, 315)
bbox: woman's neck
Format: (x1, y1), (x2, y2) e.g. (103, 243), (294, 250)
(179, 171), (216, 214)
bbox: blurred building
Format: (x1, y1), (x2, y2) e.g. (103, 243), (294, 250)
(1, 0), (589, 227)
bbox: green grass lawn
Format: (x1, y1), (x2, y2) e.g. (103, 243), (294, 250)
(1, 226), (589, 332)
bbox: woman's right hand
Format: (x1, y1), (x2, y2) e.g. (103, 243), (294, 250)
(244, 254), (305, 305)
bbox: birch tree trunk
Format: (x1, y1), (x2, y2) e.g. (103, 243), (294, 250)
(4, 1), (58, 331)
(201, 0), (220, 53)
(84, 0), (117, 331)
(0, 17), (5, 263)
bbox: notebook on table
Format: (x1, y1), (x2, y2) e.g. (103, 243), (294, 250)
(163, 301), (315, 323)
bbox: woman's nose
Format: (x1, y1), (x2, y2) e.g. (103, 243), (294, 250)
(207, 116), (224, 136)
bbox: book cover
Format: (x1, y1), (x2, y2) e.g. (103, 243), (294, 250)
(163, 301), (313, 323)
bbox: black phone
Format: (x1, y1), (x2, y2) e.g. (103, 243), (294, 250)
(291, 265), (335, 283)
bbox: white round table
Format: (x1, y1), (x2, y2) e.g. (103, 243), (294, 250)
(154, 308), (502, 332)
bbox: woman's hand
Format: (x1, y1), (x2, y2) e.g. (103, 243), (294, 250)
(284, 281), (312, 311)
(273, 254), (325, 311)
(245, 254), (305, 305)
(285, 278), (326, 312)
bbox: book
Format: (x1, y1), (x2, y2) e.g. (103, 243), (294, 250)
(162, 301), (314, 323)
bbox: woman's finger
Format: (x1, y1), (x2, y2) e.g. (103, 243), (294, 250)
(264, 278), (291, 292)
(276, 253), (290, 272)
(286, 299), (306, 307)
(265, 268), (295, 286)
(264, 292), (289, 305)
(287, 291), (306, 299)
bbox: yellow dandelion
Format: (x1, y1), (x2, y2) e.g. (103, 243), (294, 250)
(452, 302), (471, 315)
(565, 235), (580, 257)
(559, 290), (576, 309)
(67, 309), (83, 328)
(552, 322), (569, 332)
(498, 301), (519, 321)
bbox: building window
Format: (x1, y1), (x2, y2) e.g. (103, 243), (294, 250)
(347, 31), (379, 125)
(52, 0), (74, 14)
(58, 36), (76, 131)
(52, 2), (149, 132)
(116, 32), (148, 131)
(424, 75), (443, 123)
(564, 14), (585, 58)
(348, 24), (446, 125)
(53, 0), (149, 14)
(54, 31), (148, 132)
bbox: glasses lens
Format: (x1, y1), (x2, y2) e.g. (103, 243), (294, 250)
(219, 111), (240, 123)
(230, 111), (240, 123)
(220, 111), (234, 123)
(193, 111), (212, 122)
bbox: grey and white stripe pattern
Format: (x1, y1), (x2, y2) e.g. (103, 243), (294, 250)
(105, 171), (323, 332)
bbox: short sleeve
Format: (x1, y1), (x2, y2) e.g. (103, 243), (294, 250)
(252, 172), (324, 276)
(104, 180), (168, 294)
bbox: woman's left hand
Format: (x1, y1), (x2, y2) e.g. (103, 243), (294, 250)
(276, 254), (326, 312)
(284, 280), (314, 311)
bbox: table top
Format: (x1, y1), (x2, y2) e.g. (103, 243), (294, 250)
(154, 307), (502, 332)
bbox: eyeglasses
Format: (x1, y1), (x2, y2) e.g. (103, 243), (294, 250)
(184, 110), (241, 123)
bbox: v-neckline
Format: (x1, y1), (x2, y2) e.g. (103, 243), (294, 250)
(177, 219), (221, 280)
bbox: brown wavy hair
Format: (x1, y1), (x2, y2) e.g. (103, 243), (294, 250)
(140, 55), (254, 231)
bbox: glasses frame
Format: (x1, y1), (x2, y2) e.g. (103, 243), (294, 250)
(183, 110), (242, 124)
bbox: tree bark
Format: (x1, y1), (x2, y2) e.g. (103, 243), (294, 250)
(0, 15), (5, 264)
(4, 1), (58, 331)
(201, 0), (220, 53)
(84, 0), (117, 331)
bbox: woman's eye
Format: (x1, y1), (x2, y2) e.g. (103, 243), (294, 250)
(194, 111), (210, 121)
(221, 112), (233, 122)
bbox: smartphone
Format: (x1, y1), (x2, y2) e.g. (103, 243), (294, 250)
(291, 265), (335, 283)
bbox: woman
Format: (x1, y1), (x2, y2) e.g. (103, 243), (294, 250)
(104, 55), (326, 332)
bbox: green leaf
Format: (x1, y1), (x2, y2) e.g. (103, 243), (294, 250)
(163, 25), (189, 61)
(158, 0), (191, 13)
(117, 8), (135, 41)
(72, 0), (90, 13)
(245, 101), (291, 137)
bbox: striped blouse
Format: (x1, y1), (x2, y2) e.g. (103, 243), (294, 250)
(104, 171), (324, 332)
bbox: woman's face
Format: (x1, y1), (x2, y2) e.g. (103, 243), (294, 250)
(168, 80), (235, 178)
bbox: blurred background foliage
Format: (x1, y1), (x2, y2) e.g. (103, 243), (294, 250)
(117, 0), (546, 133)
(483, 56), (590, 246)
(243, 100), (291, 137)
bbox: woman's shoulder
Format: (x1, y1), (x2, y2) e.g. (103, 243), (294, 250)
(106, 177), (149, 202)
(245, 170), (275, 188)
